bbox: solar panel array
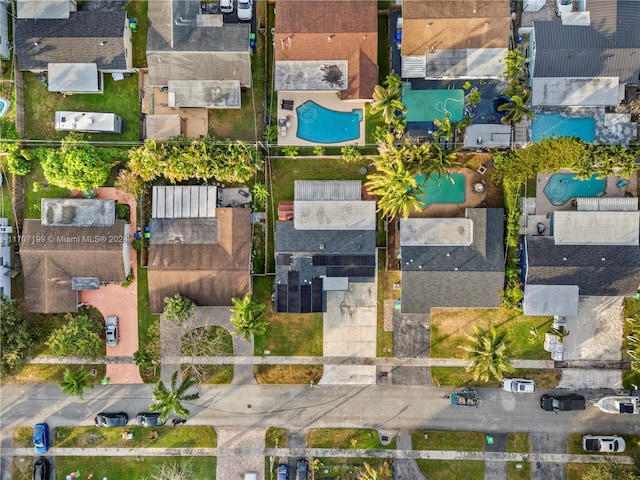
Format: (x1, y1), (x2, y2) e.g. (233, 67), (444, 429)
(275, 273), (324, 313)
(312, 255), (375, 266)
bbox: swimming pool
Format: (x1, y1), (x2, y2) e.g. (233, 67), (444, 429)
(295, 100), (362, 143)
(543, 174), (606, 206)
(0, 96), (10, 117)
(532, 114), (596, 142)
(402, 85), (464, 122)
(415, 173), (466, 207)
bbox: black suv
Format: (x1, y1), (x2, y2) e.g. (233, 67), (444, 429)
(33, 459), (49, 480)
(136, 412), (164, 427)
(95, 412), (129, 427)
(540, 394), (586, 412)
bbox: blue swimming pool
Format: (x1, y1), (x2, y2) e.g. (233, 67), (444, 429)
(532, 114), (596, 142)
(296, 101), (362, 143)
(543, 174), (606, 206)
(415, 173), (466, 207)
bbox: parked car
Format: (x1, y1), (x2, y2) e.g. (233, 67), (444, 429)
(32, 423), (49, 454)
(582, 434), (626, 453)
(220, 0), (233, 14)
(105, 315), (119, 347)
(95, 412), (128, 427)
(540, 393), (586, 412)
(296, 458), (308, 480)
(501, 378), (536, 393)
(237, 0), (252, 20)
(277, 463), (289, 480)
(594, 395), (640, 414)
(136, 412), (164, 427)
(33, 458), (49, 480)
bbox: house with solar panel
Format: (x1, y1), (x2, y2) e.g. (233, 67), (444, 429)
(274, 181), (377, 313)
(398, 208), (505, 314)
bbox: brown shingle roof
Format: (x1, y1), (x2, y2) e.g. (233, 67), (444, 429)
(147, 208), (251, 313)
(401, 0), (511, 56)
(274, 0), (378, 99)
(21, 220), (128, 313)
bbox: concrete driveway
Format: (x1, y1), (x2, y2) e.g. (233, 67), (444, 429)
(559, 296), (623, 389)
(320, 282), (377, 385)
(80, 188), (142, 384)
(216, 427), (265, 480)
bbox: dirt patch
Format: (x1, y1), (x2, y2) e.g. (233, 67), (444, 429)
(430, 308), (490, 337)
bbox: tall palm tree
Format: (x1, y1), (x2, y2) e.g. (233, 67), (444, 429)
(459, 327), (513, 382)
(150, 372), (200, 421)
(498, 90), (534, 124)
(370, 84), (407, 124)
(59, 369), (93, 398)
(573, 143), (598, 180)
(230, 293), (268, 341)
(383, 73), (403, 90)
(366, 159), (421, 219)
(428, 143), (459, 180)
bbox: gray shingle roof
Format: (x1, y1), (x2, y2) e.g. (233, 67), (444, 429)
(15, 11), (128, 71)
(525, 236), (640, 296)
(532, 0), (640, 83)
(275, 221), (376, 255)
(400, 208), (505, 314)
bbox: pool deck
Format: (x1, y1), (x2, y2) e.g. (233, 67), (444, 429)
(534, 171), (639, 217)
(276, 91), (366, 146)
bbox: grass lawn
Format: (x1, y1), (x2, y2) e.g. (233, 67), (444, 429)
(54, 425), (216, 448)
(50, 456), (216, 480)
(3, 364), (106, 384)
(252, 221), (266, 275)
(508, 462), (531, 480)
(430, 367), (561, 388)
(125, 0), (148, 68)
(416, 460), (484, 480)
(365, 103), (385, 145)
(13, 427), (34, 448)
(412, 430), (485, 451)
(306, 429), (396, 450)
(265, 427), (288, 448)
(23, 73), (140, 141)
(137, 258), (160, 383)
(567, 433), (640, 456)
(24, 164), (70, 219)
(376, 250), (396, 357)
(430, 308), (554, 360)
(255, 364), (323, 384)
(566, 463), (590, 480)
(314, 458), (392, 480)
(507, 433), (531, 453)
(622, 298), (640, 390)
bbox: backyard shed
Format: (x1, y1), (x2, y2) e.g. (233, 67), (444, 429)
(463, 124), (511, 149)
(48, 63), (101, 93)
(55, 111), (123, 133)
(167, 80), (241, 109)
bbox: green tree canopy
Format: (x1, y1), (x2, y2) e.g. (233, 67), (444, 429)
(47, 313), (103, 359)
(150, 371), (200, 421)
(230, 293), (268, 341)
(59, 369), (93, 398)
(0, 299), (34, 376)
(460, 326), (513, 382)
(163, 293), (195, 324)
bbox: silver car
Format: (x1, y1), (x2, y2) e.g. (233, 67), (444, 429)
(501, 378), (536, 393)
(105, 315), (119, 346)
(237, 0), (252, 20)
(220, 0), (233, 14)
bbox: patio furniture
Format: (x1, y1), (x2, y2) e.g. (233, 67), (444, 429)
(281, 100), (294, 110)
(617, 179), (629, 188)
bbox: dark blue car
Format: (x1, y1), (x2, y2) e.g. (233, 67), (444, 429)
(33, 423), (49, 454)
(277, 464), (289, 480)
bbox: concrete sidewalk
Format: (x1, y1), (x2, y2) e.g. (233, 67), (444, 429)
(4, 447), (634, 464)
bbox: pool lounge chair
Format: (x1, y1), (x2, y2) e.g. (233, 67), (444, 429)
(281, 100), (294, 110)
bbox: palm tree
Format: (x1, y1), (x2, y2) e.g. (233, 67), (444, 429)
(428, 143), (459, 180)
(433, 114), (455, 141)
(370, 84), (407, 124)
(383, 73), (403, 90)
(366, 159), (421, 219)
(498, 89), (534, 125)
(573, 144), (598, 180)
(150, 372), (200, 421)
(251, 183), (269, 209)
(59, 369), (93, 398)
(459, 327), (513, 382)
(230, 293), (268, 341)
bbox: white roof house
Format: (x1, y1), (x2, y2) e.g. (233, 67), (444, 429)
(48, 63), (101, 93)
(293, 201), (376, 231)
(532, 77), (620, 107)
(553, 211), (639, 246)
(400, 218), (473, 247)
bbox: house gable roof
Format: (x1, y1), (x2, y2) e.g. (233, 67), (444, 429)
(15, 11), (128, 71)
(400, 208), (505, 314)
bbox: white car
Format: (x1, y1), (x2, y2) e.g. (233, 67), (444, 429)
(105, 315), (119, 347)
(501, 378), (536, 393)
(237, 0), (252, 20)
(220, 0), (233, 14)
(582, 435), (626, 453)
(556, 0), (573, 13)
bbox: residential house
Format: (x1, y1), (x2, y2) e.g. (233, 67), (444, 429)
(20, 199), (131, 313)
(146, 0), (251, 109)
(274, 0), (378, 101)
(523, 210), (640, 315)
(399, 208), (505, 314)
(274, 180), (376, 313)
(0, 218), (11, 301)
(14, 0), (132, 93)
(400, 0), (511, 79)
(529, 0), (640, 107)
(147, 186), (251, 313)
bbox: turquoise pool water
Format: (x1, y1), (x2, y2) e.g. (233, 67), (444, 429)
(543, 174), (606, 206)
(0, 96), (10, 117)
(415, 173), (466, 207)
(295, 101), (362, 143)
(402, 86), (464, 122)
(532, 114), (596, 142)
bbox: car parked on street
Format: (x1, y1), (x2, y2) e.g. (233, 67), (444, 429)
(33, 458), (49, 480)
(540, 393), (586, 412)
(296, 458), (308, 480)
(105, 315), (119, 347)
(32, 423), (49, 454)
(136, 412), (164, 427)
(501, 378), (536, 393)
(277, 463), (289, 480)
(95, 412), (128, 427)
(237, 0), (252, 20)
(583, 434), (626, 453)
